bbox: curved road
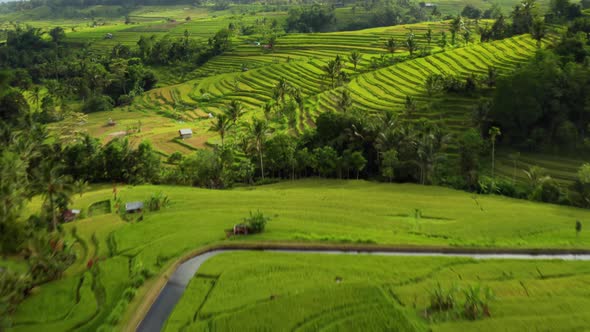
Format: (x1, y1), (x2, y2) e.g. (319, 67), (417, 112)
(136, 248), (590, 332)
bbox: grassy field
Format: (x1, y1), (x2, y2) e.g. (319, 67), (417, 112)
(8, 180), (590, 331)
(166, 251), (590, 332)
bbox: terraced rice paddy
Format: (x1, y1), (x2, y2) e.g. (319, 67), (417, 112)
(309, 34), (547, 134)
(127, 30), (550, 150)
(9, 180), (590, 331)
(165, 251), (590, 332)
(496, 150), (587, 185)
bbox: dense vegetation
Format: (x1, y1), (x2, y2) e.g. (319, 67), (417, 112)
(1, 0), (590, 329)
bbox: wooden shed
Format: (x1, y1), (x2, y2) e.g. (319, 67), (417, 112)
(179, 128), (193, 139)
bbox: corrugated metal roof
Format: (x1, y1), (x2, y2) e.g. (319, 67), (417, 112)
(179, 128), (193, 135)
(125, 202), (144, 211)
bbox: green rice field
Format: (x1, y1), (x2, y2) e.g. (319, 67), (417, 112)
(8, 180), (590, 331)
(167, 251), (590, 332)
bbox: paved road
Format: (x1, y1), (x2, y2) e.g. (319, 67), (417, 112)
(136, 249), (590, 332)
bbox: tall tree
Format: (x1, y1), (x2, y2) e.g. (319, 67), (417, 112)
(209, 114), (233, 147)
(35, 161), (74, 231)
(247, 118), (269, 180)
(385, 37), (398, 54)
(348, 50), (362, 71)
(438, 31), (448, 50)
(380, 149), (398, 182)
(350, 151), (367, 179)
(48, 27), (65, 44)
(224, 100), (245, 124)
(449, 15), (464, 45)
(488, 126), (501, 178)
(531, 18), (546, 47)
(424, 26), (433, 50)
(337, 89), (353, 113)
(273, 77), (291, 104)
(512, 0), (538, 34)
(413, 126), (451, 184)
(406, 30), (418, 56)
(322, 55), (346, 88)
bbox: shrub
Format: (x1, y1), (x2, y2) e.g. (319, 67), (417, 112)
(463, 285), (494, 320)
(145, 192), (170, 212)
(429, 282), (458, 312)
(116, 94), (133, 106)
(530, 179), (562, 203)
(0, 269), (32, 325)
(122, 287), (136, 301)
(82, 95), (114, 114)
(25, 232), (76, 285)
(167, 152), (183, 164)
(130, 258), (153, 287)
(106, 298), (128, 325)
(244, 210), (271, 234)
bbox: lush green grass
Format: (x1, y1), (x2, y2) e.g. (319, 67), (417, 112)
(168, 251), (590, 331)
(8, 180), (590, 331)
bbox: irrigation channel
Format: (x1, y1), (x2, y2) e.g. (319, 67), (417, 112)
(136, 248), (590, 332)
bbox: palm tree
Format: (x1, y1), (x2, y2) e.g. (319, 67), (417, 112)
(322, 55), (345, 88)
(523, 166), (551, 189)
(247, 118), (269, 180)
(209, 114), (233, 147)
(406, 30), (418, 56)
(463, 29), (472, 45)
(413, 127), (451, 185)
(449, 15), (464, 45)
(73, 179), (89, 198)
(489, 126), (501, 178)
(438, 31), (448, 50)
(385, 37), (397, 54)
(424, 26), (433, 50)
(273, 77), (291, 104)
(337, 89), (353, 113)
(224, 100), (245, 124)
(32, 86), (42, 111)
(348, 50), (362, 71)
(35, 161), (74, 231)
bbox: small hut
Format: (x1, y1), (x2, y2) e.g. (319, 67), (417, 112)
(179, 128), (193, 139)
(125, 202), (144, 214)
(63, 209), (81, 222)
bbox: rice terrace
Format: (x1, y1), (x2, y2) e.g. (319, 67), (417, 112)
(2, 0), (590, 331)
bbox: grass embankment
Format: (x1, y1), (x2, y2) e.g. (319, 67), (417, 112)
(8, 180), (590, 331)
(167, 251), (590, 332)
